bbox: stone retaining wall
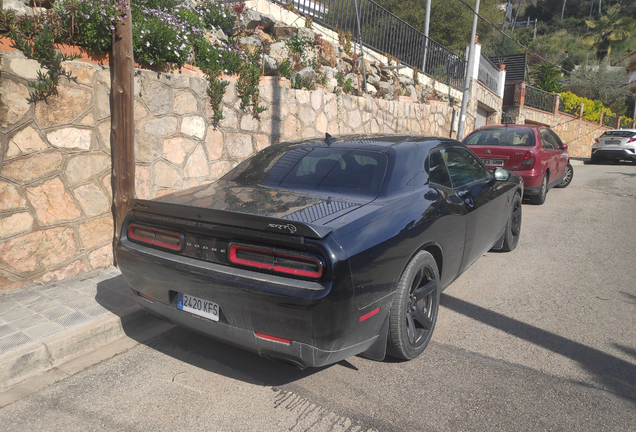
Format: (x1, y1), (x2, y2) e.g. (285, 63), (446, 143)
(0, 48), (458, 291)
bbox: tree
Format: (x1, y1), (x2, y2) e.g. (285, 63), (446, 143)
(563, 62), (631, 116)
(373, 0), (503, 53)
(582, 5), (636, 61)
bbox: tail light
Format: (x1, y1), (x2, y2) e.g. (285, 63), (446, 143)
(127, 224), (183, 252)
(229, 243), (323, 279)
(627, 137), (636, 143)
(518, 151), (536, 170)
(595, 138), (599, 143)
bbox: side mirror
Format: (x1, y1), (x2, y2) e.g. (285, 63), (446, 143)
(562, 143), (568, 150)
(494, 167), (510, 181)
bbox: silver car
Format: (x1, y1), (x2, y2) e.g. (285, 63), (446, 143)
(591, 129), (636, 163)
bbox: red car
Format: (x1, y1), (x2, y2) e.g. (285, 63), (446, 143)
(463, 125), (573, 204)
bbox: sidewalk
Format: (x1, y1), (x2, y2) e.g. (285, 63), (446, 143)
(0, 267), (168, 395)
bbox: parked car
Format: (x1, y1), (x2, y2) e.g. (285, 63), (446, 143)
(116, 135), (523, 369)
(463, 124), (572, 205)
(591, 129), (636, 163)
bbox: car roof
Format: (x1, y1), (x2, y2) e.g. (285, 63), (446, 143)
(281, 134), (451, 153)
(602, 129), (636, 133)
(471, 124), (544, 132)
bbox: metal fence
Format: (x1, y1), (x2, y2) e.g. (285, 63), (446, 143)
(477, 53), (499, 94)
(603, 114), (616, 128)
(272, 0), (467, 89)
(524, 85), (556, 113)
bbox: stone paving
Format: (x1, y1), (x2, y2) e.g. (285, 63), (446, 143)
(0, 267), (134, 355)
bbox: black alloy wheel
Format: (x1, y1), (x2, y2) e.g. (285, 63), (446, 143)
(501, 192), (522, 252)
(555, 163), (573, 188)
(387, 251), (440, 360)
(530, 173), (548, 205)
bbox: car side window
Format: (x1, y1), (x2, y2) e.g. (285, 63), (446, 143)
(540, 129), (556, 150)
(439, 148), (491, 188)
(427, 150), (452, 188)
(548, 130), (564, 149)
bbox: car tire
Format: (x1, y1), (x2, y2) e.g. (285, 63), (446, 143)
(530, 173), (548, 205)
(387, 251), (440, 360)
(501, 192), (522, 252)
(555, 163), (573, 188)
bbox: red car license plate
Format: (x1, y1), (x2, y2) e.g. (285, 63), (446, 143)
(482, 159), (504, 167)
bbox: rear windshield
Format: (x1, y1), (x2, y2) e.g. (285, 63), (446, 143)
(464, 128), (535, 146)
(601, 130), (636, 138)
(223, 146), (388, 197)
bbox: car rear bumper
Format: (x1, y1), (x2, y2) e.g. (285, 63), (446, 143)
(591, 148), (636, 161)
(115, 240), (388, 368)
(133, 293), (380, 369)
(511, 170), (543, 192)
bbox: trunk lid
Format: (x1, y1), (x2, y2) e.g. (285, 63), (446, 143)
(599, 130), (636, 148)
(133, 181), (374, 239)
(467, 145), (533, 171)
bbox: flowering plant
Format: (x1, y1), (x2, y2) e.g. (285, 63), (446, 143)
(55, 0), (129, 53)
(196, 0), (235, 31)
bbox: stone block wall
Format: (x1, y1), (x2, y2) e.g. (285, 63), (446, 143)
(0, 45), (458, 291)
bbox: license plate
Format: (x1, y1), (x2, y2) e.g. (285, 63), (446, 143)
(482, 159), (504, 166)
(178, 293), (219, 321)
(604, 140), (621, 145)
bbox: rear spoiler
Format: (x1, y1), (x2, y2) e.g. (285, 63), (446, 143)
(127, 199), (333, 240)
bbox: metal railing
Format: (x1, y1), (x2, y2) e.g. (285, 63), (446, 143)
(603, 114), (616, 128)
(524, 85), (556, 113)
(477, 53), (499, 94)
(272, 0), (467, 89)
(558, 99), (571, 115)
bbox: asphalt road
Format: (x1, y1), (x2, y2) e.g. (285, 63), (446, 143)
(1, 162), (635, 431)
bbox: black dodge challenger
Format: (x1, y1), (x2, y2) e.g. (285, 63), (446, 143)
(116, 135), (523, 368)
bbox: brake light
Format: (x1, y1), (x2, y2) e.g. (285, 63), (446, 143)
(627, 137), (636, 143)
(127, 224), (183, 251)
(229, 243), (323, 279)
(519, 151), (536, 170)
(595, 138), (599, 143)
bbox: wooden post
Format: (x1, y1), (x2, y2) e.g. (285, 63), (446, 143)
(111, 8), (135, 251)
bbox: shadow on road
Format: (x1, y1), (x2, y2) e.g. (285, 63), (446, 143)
(94, 274), (335, 386)
(440, 293), (636, 401)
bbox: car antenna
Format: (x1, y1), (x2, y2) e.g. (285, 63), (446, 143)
(325, 133), (337, 146)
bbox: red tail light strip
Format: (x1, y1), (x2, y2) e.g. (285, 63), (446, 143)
(128, 224), (183, 251)
(229, 244), (323, 279)
(359, 307), (380, 322)
(255, 332), (292, 344)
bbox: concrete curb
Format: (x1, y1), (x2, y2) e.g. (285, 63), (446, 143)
(0, 305), (162, 392)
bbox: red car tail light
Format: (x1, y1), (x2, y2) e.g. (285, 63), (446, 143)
(128, 224), (183, 252)
(229, 243), (323, 279)
(519, 151), (536, 170)
(595, 137), (600, 143)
